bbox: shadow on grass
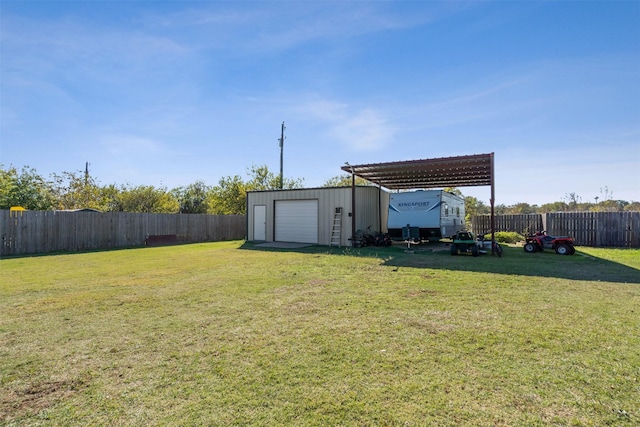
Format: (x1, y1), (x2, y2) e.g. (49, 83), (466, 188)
(0, 243), (186, 259)
(241, 241), (640, 285)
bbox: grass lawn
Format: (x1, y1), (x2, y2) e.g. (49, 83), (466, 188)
(1, 241), (638, 426)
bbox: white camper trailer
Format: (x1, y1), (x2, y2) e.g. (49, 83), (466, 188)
(387, 190), (465, 241)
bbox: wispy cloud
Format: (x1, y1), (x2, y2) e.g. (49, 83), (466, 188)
(331, 109), (394, 151)
(299, 99), (394, 151)
(401, 74), (538, 132)
(99, 134), (174, 158)
(2, 13), (190, 71)
(143, 2), (442, 54)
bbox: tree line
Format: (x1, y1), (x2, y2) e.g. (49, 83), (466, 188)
(2, 164), (637, 215)
(0, 164), (303, 215)
(464, 190), (639, 219)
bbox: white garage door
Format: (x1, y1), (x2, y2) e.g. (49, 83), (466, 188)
(275, 200), (318, 243)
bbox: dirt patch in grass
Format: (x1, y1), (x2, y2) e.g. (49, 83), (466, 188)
(406, 288), (438, 297)
(1, 377), (88, 421)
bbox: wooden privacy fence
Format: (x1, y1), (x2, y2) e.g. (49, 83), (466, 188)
(471, 214), (543, 236)
(471, 212), (640, 248)
(1, 210), (246, 256)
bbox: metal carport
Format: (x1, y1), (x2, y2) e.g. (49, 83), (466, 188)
(341, 153), (496, 252)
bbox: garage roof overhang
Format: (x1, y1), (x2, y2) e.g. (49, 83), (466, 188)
(340, 153), (494, 190)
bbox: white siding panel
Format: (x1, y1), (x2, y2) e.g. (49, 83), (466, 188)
(275, 200), (318, 243)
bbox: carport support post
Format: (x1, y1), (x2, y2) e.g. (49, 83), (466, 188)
(351, 168), (356, 247)
(490, 152), (495, 255)
(378, 184), (382, 233)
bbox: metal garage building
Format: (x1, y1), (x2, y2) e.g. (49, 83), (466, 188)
(247, 153), (495, 248)
(246, 186), (389, 246)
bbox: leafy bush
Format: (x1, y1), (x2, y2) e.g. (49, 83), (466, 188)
(478, 231), (524, 243)
(494, 231), (525, 243)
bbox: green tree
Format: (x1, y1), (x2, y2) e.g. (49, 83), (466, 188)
(323, 174), (373, 187)
(444, 187), (463, 197)
(576, 202), (594, 211)
(109, 184), (179, 213)
(0, 165), (55, 210)
(464, 196), (489, 223)
(208, 175), (247, 215)
(208, 165), (304, 215)
(506, 203), (538, 214)
(624, 201), (640, 211)
(246, 164), (304, 191)
(592, 199), (626, 212)
(564, 192), (582, 211)
(494, 204), (508, 215)
(173, 181), (210, 214)
(50, 170), (106, 210)
(539, 201), (569, 213)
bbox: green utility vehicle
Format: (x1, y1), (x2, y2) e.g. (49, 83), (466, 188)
(450, 231), (479, 257)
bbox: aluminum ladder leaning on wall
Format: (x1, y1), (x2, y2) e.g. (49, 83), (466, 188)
(331, 207), (342, 247)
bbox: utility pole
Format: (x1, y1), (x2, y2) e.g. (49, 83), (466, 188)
(279, 121), (285, 190)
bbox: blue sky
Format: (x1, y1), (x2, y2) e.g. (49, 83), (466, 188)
(1, 1), (639, 205)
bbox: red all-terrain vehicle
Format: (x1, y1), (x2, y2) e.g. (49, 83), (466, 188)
(524, 231), (575, 255)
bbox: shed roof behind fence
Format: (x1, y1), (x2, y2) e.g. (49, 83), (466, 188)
(341, 153), (494, 190)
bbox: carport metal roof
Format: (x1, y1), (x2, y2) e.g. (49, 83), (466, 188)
(340, 153), (494, 190)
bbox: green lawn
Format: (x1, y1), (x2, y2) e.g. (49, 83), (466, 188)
(1, 242), (638, 426)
